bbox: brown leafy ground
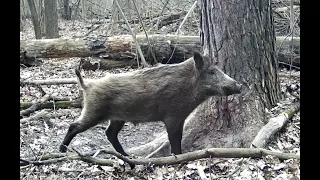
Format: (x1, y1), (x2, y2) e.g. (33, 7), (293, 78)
(20, 19), (300, 179)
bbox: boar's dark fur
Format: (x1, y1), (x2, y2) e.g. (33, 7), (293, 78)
(60, 51), (241, 162)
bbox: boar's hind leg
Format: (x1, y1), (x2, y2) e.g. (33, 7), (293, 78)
(60, 114), (103, 153)
(105, 121), (128, 156)
(165, 119), (184, 155)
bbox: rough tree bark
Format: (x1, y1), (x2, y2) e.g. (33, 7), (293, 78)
(44, 0), (59, 38)
(182, 0), (280, 151)
(26, 0), (42, 39)
(129, 0), (281, 157)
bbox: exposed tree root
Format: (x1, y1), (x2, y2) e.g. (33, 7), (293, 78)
(251, 102), (300, 148)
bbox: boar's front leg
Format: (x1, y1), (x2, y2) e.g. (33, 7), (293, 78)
(164, 118), (185, 155)
(105, 120), (128, 156)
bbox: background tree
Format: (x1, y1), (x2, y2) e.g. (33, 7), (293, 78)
(63, 0), (71, 20)
(44, 0), (59, 38)
(26, 0), (42, 39)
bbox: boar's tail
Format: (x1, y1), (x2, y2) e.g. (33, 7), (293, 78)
(75, 67), (87, 90)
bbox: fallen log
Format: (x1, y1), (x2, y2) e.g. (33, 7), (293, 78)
(21, 78), (77, 85)
(20, 35), (190, 64)
(81, 57), (137, 70)
(20, 100), (82, 110)
(251, 103), (300, 148)
(20, 35), (300, 68)
(20, 94), (51, 117)
(276, 36), (300, 68)
(20, 109), (49, 124)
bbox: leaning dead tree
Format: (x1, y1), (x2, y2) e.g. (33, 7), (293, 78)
(128, 0), (282, 157)
(20, 35), (300, 68)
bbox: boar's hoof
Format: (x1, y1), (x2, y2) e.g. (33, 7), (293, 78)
(59, 144), (67, 153)
(129, 163), (135, 169)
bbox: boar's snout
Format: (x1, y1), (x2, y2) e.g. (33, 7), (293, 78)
(223, 81), (242, 96)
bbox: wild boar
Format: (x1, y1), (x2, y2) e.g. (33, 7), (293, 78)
(59, 51), (242, 159)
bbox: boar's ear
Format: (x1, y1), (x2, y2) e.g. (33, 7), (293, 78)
(193, 51), (204, 70)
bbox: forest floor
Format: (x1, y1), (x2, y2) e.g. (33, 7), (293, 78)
(20, 18), (300, 179)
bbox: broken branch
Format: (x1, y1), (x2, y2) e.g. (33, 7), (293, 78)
(20, 147), (299, 167)
(20, 94), (51, 117)
(20, 100), (82, 110)
(251, 103), (300, 148)
(101, 147), (299, 166)
(20, 109), (49, 123)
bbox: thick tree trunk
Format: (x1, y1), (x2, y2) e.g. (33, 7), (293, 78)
(180, 0), (281, 152)
(20, 35), (299, 67)
(44, 0), (59, 38)
(26, 0), (42, 39)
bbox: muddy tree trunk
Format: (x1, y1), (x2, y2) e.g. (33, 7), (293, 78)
(26, 0), (42, 39)
(182, 0), (280, 151)
(44, 0), (59, 38)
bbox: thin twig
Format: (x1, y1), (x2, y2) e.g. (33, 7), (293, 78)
(275, 12), (300, 58)
(288, 0), (295, 82)
(132, 0), (157, 64)
(151, 0), (170, 31)
(75, 24), (102, 38)
(20, 64), (28, 68)
(167, 1), (197, 64)
(114, 0), (149, 67)
(279, 61), (300, 70)
(176, 1), (197, 35)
